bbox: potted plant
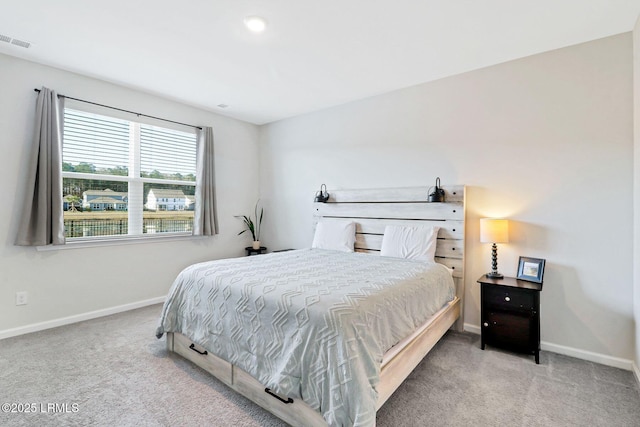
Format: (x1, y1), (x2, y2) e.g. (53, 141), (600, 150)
(236, 200), (263, 249)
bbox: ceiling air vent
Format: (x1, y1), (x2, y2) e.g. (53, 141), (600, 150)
(11, 38), (31, 48)
(0, 34), (31, 48)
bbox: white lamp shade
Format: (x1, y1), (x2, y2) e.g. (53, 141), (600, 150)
(480, 218), (509, 243)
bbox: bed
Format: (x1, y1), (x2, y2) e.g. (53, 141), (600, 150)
(156, 185), (465, 426)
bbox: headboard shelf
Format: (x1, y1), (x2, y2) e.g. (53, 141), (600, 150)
(322, 186), (464, 203)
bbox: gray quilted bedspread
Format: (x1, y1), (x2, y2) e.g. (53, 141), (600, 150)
(156, 249), (454, 426)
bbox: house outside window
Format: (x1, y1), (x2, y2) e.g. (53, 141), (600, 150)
(62, 106), (197, 239)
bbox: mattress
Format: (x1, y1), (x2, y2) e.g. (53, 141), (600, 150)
(156, 248), (455, 426)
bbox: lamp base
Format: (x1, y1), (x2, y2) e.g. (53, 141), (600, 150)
(486, 243), (503, 279)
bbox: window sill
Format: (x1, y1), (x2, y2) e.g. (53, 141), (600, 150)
(36, 233), (208, 251)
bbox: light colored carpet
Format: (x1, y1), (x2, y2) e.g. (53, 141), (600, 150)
(0, 304), (638, 426)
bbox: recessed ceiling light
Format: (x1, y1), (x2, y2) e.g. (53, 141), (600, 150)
(244, 16), (267, 33)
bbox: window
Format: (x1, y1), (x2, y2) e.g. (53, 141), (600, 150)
(62, 108), (197, 240)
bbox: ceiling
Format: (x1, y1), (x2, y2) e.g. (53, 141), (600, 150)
(1, 1), (639, 125)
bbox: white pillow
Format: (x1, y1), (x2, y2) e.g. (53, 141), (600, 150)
(312, 220), (356, 252)
(380, 225), (440, 261)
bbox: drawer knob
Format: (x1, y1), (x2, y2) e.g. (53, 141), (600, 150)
(483, 322), (489, 327)
(504, 296), (511, 302)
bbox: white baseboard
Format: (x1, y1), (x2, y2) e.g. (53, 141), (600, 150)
(540, 341), (634, 371)
(463, 323), (635, 371)
(0, 296), (166, 341)
(633, 362), (640, 387)
(463, 323), (481, 335)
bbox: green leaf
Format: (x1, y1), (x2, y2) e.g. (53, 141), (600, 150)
(236, 201), (264, 242)
(257, 207), (264, 240)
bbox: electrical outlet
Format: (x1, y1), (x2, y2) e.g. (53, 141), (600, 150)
(16, 291), (28, 306)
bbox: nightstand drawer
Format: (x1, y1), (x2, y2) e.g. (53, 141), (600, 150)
(483, 286), (535, 312)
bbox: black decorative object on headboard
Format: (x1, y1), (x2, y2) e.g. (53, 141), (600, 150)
(427, 177), (445, 203)
(314, 184), (330, 203)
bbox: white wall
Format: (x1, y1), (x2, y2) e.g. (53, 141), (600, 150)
(633, 19), (640, 376)
(0, 53), (260, 333)
(259, 34), (635, 360)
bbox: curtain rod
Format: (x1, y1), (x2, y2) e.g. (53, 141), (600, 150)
(33, 88), (202, 130)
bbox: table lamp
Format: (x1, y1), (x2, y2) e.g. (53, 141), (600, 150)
(480, 218), (509, 279)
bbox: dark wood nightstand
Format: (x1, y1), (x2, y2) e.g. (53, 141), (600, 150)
(245, 246), (267, 256)
(477, 275), (542, 364)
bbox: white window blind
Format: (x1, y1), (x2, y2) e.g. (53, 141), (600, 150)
(141, 125), (196, 181)
(63, 109), (130, 175)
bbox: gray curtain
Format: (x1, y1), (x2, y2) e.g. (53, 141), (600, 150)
(15, 87), (65, 246)
(194, 126), (218, 235)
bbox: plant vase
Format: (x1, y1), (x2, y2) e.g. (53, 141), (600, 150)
(252, 241), (261, 250)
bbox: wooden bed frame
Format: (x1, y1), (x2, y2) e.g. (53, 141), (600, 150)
(166, 185), (466, 426)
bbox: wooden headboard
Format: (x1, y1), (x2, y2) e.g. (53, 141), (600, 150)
(313, 185), (466, 328)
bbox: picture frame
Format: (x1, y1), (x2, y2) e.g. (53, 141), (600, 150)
(517, 256), (545, 284)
